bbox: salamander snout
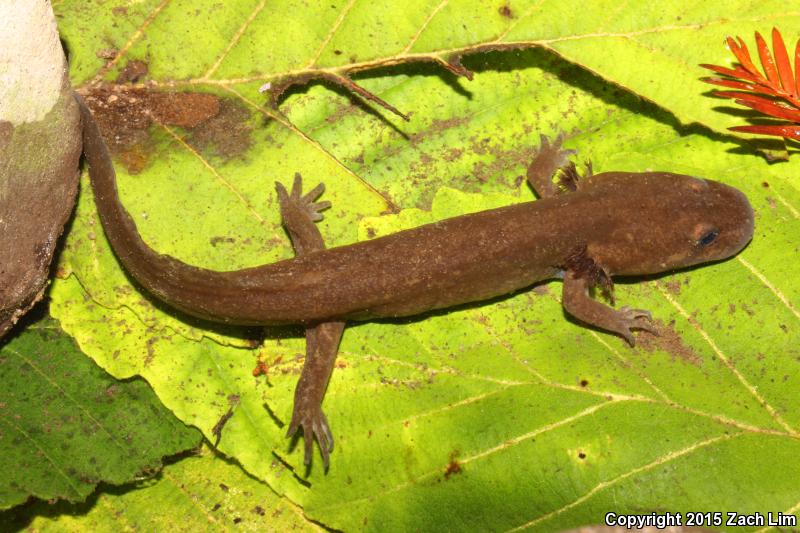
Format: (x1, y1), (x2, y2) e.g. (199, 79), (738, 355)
(698, 179), (754, 260)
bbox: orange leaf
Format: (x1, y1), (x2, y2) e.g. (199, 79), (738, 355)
(727, 36), (761, 79)
(771, 28), (795, 96)
(699, 63), (762, 83)
(733, 96), (800, 123)
(795, 39), (800, 97)
(702, 29), (800, 140)
(707, 79), (775, 95)
(730, 124), (800, 141)
(755, 31), (781, 89)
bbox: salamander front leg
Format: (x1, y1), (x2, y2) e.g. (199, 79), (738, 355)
(275, 173), (331, 255)
(276, 173), (344, 470)
(561, 249), (657, 346)
(526, 134), (576, 198)
(562, 272), (656, 345)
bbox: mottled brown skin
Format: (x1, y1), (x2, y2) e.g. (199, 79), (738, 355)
(78, 96), (755, 470)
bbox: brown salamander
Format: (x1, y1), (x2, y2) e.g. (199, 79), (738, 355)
(76, 95), (754, 469)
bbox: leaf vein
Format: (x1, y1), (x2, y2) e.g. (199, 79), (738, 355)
(6, 347), (132, 455)
(202, 0), (267, 80)
(401, 0), (449, 55)
(658, 286), (797, 436)
(158, 122), (270, 227)
(738, 256), (800, 321)
(504, 432), (740, 532)
(225, 85), (396, 211)
(314, 399), (622, 513)
(91, 0), (171, 85)
(0, 415), (84, 499)
(160, 467), (227, 529)
(305, 0), (358, 69)
(772, 189), (800, 219)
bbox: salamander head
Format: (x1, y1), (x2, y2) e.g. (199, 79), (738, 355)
(591, 173), (754, 276)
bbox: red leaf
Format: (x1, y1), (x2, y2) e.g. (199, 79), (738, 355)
(730, 124), (800, 141)
(755, 31), (781, 88)
(699, 63), (762, 83)
(706, 79), (775, 94)
(727, 36), (761, 78)
(702, 29), (800, 141)
(771, 28), (796, 96)
(733, 96), (800, 122)
(795, 39), (800, 97)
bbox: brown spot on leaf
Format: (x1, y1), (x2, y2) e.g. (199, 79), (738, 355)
(441, 147), (463, 162)
(144, 336), (157, 366)
(409, 117), (469, 147)
(252, 359), (269, 377)
(210, 235), (236, 247)
(532, 284), (550, 296)
(150, 91), (220, 128)
(96, 48), (118, 60)
(212, 395), (240, 447)
(470, 141), (538, 185)
(444, 451), (462, 479)
(636, 320), (702, 366)
(498, 4), (513, 17)
(116, 142), (150, 174)
(81, 84), (223, 173)
(187, 98), (253, 159)
(116, 60), (149, 84)
(664, 279), (682, 295)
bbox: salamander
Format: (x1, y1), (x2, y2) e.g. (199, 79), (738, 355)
(76, 95), (754, 469)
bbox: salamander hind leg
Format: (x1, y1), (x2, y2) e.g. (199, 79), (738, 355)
(275, 173), (344, 470)
(286, 321), (345, 471)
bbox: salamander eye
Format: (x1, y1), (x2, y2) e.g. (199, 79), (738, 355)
(697, 228), (719, 247)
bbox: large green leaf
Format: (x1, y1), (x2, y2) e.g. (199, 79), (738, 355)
(3, 444), (321, 531)
(0, 315), (200, 509)
(51, 1), (800, 531)
(56, 0), (800, 137)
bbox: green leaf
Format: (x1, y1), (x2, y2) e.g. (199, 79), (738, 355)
(0, 315), (201, 509)
(56, 1), (800, 136)
(52, 1), (800, 531)
(2, 444), (322, 532)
